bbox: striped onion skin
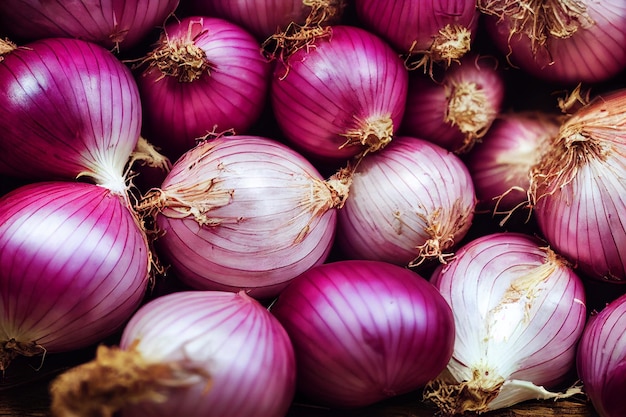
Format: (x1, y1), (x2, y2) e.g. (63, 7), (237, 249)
(577, 293), (626, 417)
(148, 135), (339, 299)
(0, 38), (141, 193)
(337, 136), (475, 268)
(0, 0), (179, 50)
(480, 0), (626, 83)
(270, 25), (408, 162)
(270, 259), (455, 408)
(427, 232), (586, 414)
(0, 181), (150, 371)
(135, 16), (271, 161)
(117, 291), (295, 417)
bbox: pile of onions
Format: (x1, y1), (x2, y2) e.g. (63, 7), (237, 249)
(354, 0), (479, 72)
(270, 25), (408, 162)
(337, 136), (475, 268)
(0, 37), (142, 194)
(0, 181), (150, 371)
(577, 293), (626, 417)
(478, 0), (626, 83)
(50, 290), (296, 417)
(425, 232), (587, 414)
(400, 54), (506, 153)
(134, 16), (271, 161)
(0, 0), (180, 51)
(465, 111), (561, 213)
(137, 135), (348, 299)
(270, 259), (455, 408)
(529, 88), (626, 282)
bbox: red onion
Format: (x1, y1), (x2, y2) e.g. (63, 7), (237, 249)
(50, 290), (296, 417)
(0, 181), (150, 372)
(270, 25), (409, 161)
(337, 136), (476, 268)
(577, 293), (626, 417)
(478, 0), (626, 83)
(354, 0), (479, 72)
(400, 54), (506, 153)
(425, 232), (586, 414)
(270, 259), (455, 408)
(465, 111), (561, 213)
(529, 88), (626, 282)
(134, 16), (271, 161)
(0, 37), (141, 194)
(138, 135), (348, 299)
(0, 0), (180, 51)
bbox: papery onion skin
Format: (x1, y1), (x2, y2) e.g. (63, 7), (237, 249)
(270, 259), (455, 408)
(0, 181), (150, 371)
(577, 293), (626, 417)
(0, 38), (141, 193)
(270, 25), (408, 161)
(427, 232), (586, 414)
(136, 16), (271, 161)
(0, 0), (180, 51)
(117, 291), (296, 417)
(337, 136), (475, 268)
(147, 135), (340, 299)
(530, 89), (626, 282)
(479, 0), (626, 83)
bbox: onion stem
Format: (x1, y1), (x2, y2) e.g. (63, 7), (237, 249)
(445, 81), (494, 153)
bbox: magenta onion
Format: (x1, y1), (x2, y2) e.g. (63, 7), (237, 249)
(400, 54), (505, 153)
(478, 0), (626, 83)
(425, 232), (586, 414)
(465, 111), (561, 213)
(354, 0), (479, 71)
(270, 259), (455, 408)
(337, 136), (475, 268)
(0, 181), (150, 372)
(0, 0), (180, 51)
(577, 293), (626, 417)
(134, 16), (271, 161)
(270, 25), (408, 161)
(529, 89), (626, 282)
(0, 37), (141, 194)
(50, 290), (295, 417)
(139, 135), (347, 299)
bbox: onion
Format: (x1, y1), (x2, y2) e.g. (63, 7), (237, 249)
(354, 0), (479, 72)
(529, 88), (626, 282)
(478, 0), (626, 83)
(270, 259), (455, 408)
(424, 232), (587, 414)
(465, 111), (561, 213)
(186, 0), (346, 41)
(134, 16), (271, 161)
(137, 135), (348, 299)
(270, 25), (408, 161)
(400, 54), (506, 153)
(0, 37), (142, 194)
(0, 0), (180, 51)
(0, 181), (150, 372)
(49, 290), (296, 417)
(336, 136), (475, 268)
(577, 293), (626, 417)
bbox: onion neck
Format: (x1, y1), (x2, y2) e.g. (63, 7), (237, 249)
(0, 339), (46, 372)
(445, 80), (494, 153)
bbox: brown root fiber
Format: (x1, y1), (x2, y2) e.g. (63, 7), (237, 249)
(0, 38), (17, 59)
(445, 81), (495, 153)
(404, 24), (472, 75)
(0, 339), (46, 372)
(340, 114), (394, 156)
(423, 372), (504, 416)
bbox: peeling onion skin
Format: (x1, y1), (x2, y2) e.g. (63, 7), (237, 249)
(0, 0), (180, 51)
(337, 136), (476, 268)
(427, 232), (587, 414)
(0, 182), (150, 371)
(577, 293), (626, 417)
(270, 260), (455, 408)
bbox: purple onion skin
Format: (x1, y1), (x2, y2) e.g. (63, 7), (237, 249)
(578, 293), (626, 417)
(0, 182), (149, 356)
(0, 0), (180, 50)
(270, 260), (455, 408)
